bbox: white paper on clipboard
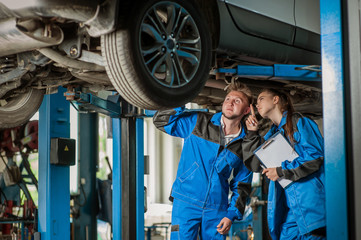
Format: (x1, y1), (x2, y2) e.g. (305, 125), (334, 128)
(254, 131), (299, 188)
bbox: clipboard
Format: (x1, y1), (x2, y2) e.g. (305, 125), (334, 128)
(254, 131), (299, 188)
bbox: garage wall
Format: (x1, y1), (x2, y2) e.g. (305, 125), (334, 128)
(144, 118), (182, 204)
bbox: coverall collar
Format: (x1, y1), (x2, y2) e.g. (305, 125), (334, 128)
(275, 111), (288, 131)
(211, 112), (223, 126)
(211, 112), (246, 142)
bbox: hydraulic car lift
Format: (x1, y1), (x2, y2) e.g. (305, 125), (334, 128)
(321, 0), (359, 239)
(35, 0), (360, 239)
(215, 64), (321, 82)
(37, 87), (71, 240)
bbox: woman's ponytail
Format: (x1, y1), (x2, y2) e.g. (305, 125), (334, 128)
(284, 93), (295, 143)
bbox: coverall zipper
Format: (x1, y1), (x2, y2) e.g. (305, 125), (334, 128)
(202, 132), (242, 209)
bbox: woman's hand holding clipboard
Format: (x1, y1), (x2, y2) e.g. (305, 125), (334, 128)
(253, 132), (299, 188)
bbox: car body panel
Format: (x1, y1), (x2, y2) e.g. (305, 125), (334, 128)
(293, 28), (320, 53)
(225, 0), (295, 44)
(225, 0), (295, 25)
(295, 0), (320, 34)
(293, 0), (320, 52)
(217, 1), (320, 65)
(225, 4), (295, 45)
(224, 0), (320, 53)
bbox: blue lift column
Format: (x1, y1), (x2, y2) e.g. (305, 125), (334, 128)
(322, 0), (361, 239)
(320, 0), (348, 239)
(112, 100), (144, 240)
(136, 116), (145, 239)
(73, 111), (99, 240)
(343, 0), (361, 238)
(38, 87), (71, 240)
(67, 91), (145, 239)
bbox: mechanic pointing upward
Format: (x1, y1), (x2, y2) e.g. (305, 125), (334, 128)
(153, 81), (257, 239)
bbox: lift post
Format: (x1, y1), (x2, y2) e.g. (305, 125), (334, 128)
(73, 111), (99, 240)
(112, 100), (145, 240)
(73, 92), (145, 239)
(343, 0), (361, 238)
(320, 0), (349, 239)
(38, 87), (71, 240)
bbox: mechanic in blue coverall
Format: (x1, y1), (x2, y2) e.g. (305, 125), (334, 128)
(153, 82), (256, 239)
(243, 88), (326, 240)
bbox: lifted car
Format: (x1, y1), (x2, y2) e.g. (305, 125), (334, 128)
(0, 0), (321, 128)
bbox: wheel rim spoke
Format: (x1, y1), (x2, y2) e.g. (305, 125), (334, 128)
(165, 55), (175, 86)
(176, 50), (199, 66)
(141, 23), (164, 43)
(141, 42), (162, 55)
(145, 13), (163, 37)
(151, 54), (167, 75)
(145, 51), (162, 65)
(172, 58), (182, 86)
(166, 4), (176, 35)
(140, 2), (201, 88)
(179, 45), (201, 52)
(172, 7), (183, 34)
(152, 6), (167, 34)
(178, 37), (200, 45)
(175, 15), (190, 39)
(174, 54), (190, 83)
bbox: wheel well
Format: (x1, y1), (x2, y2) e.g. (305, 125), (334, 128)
(194, 0), (220, 50)
(113, 0), (138, 29)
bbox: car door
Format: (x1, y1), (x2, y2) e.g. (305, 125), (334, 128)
(225, 0), (296, 45)
(294, 0), (320, 52)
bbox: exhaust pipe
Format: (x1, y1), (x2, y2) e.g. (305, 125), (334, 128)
(0, 18), (63, 57)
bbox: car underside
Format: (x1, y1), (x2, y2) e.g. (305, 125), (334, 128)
(0, 0), (322, 129)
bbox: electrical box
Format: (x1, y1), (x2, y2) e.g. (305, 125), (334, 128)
(50, 138), (76, 166)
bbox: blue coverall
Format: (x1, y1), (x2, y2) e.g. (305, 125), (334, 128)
(243, 112), (326, 240)
(153, 107), (254, 240)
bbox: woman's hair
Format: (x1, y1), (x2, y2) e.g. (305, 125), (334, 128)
(226, 81), (253, 104)
(261, 88), (295, 142)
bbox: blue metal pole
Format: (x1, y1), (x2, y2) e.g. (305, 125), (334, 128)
(38, 87), (70, 240)
(136, 118), (145, 240)
(112, 118), (122, 239)
(320, 0), (349, 239)
(252, 186), (264, 240)
(73, 112), (99, 240)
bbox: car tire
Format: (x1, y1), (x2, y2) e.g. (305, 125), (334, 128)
(0, 89), (44, 129)
(101, 0), (212, 110)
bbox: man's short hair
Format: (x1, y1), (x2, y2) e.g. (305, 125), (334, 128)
(226, 81), (253, 104)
